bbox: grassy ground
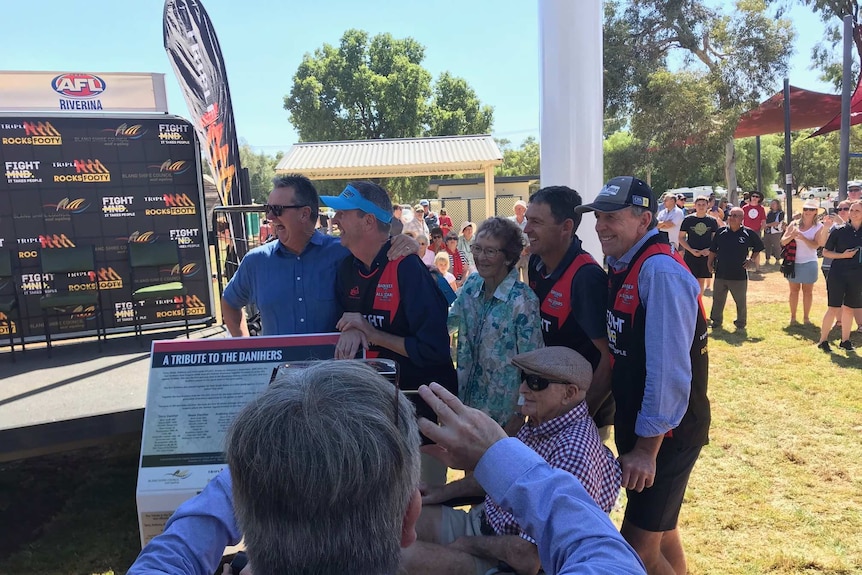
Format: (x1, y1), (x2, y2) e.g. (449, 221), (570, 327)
(0, 264), (860, 574)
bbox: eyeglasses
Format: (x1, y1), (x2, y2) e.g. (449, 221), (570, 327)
(803, 208), (817, 212)
(264, 204), (307, 216)
(522, 373), (566, 391)
(470, 245), (502, 257)
(446, 237), (458, 242)
(271, 359), (403, 424)
(838, 207), (850, 211)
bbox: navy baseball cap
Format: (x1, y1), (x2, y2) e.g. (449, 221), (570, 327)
(576, 176), (657, 214)
(319, 185), (393, 223)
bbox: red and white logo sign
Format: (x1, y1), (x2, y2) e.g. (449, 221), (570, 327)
(51, 73), (106, 99)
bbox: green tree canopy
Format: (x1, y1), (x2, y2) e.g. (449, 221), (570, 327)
(495, 136), (540, 177)
(284, 29), (493, 141)
(238, 142), (283, 203)
(604, 0), (794, 202)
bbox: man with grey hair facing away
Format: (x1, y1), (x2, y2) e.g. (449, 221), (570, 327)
(127, 360), (645, 575)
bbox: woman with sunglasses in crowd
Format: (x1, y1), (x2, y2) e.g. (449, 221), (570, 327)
(780, 199), (828, 325)
(447, 217), (544, 434)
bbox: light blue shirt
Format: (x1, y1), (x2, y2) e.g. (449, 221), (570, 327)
(477, 438), (646, 574)
(607, 228), (701, 438)
(222, 231), (348, 335)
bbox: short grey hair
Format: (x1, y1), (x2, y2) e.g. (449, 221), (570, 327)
(629, 205), (657, 230)
(226, 361), (421, 575)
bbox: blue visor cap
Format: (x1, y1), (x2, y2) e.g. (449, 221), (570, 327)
(320, 185), (393, 223)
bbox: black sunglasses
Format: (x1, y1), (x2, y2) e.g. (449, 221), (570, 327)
(838, 207), (850, 211)
(264, 204), (307, 217)
(522, 373), (566, 391)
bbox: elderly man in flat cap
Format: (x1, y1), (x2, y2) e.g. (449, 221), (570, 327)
(402, 346), (623, 575)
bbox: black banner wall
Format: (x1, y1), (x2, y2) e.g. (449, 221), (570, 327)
(163, 0), (248, 260)
(0, 114), (213, 341)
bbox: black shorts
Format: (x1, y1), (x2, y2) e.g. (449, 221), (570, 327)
(826, 270), (862, 309)
(624, 442), (702, 532)
(684, 253), (712, 278)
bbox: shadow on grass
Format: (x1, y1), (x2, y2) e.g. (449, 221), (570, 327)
(709, 328), (763, 344)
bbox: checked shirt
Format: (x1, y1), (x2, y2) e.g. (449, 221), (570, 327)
(483, 401), (621, 542)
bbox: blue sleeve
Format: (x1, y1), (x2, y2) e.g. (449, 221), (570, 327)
(398, 255), (453, 366)
(127, 469), (241, 575)
(222, 254), (254, 310)
(475, 438), (646, 575)
(636, 256), (699, 437)
(570, 263), (610, 341)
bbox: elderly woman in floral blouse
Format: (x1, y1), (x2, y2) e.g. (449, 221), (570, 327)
(447, 217), (544, 433)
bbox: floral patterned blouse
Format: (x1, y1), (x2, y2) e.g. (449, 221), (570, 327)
(448, 267), (544, 425)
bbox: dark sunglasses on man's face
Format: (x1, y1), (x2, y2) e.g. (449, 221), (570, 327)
(521, 373), (566, 391)
(264, 204), (307, 217)
(838, 207), (850, 212)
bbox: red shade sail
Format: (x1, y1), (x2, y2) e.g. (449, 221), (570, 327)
(734, 86), (842, 139)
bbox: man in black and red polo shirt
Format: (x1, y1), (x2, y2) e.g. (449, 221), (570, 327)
(524, 185), (614, 439)
(322, 181), (457, 485)
(577, 176), (710, 575)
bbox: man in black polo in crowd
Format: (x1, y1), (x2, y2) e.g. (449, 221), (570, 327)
(678, 195), (719, 295)
(323, 181), (458, 485)
(523, 185), (614, 439)
(707, 206), (764, 330)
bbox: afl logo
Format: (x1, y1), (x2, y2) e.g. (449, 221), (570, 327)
(51, 73), (106, 98)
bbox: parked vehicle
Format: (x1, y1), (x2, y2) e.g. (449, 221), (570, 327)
(800, 187), (832, 199)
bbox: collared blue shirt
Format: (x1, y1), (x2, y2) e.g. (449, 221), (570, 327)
(607, 229), (700, 438)
(222, 231), (348, 336)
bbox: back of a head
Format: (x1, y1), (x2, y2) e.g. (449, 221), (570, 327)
(227, 361), (420, 575)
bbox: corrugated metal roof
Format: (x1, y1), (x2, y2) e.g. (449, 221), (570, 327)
(275, 134), (503, 179)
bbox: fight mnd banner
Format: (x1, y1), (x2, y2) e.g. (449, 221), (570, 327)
(163, 0), (248, 259)
(0, 71), (168, 113)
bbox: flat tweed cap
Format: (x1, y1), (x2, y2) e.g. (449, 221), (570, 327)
(511, 346), (593, 390)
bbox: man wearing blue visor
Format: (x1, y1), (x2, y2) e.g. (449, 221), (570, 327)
(323, 181), (458, 485)
(221, 175), (415, 336)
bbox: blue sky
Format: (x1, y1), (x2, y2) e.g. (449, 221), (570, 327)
(1, 0), (837, 154)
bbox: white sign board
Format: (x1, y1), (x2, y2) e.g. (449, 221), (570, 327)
(0, 71), (168, 113)
(136, 333), (340, 547)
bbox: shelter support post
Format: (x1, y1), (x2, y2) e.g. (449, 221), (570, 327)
(756, 136), (762, 196)
(484, 165), (495, 219)
(784, 79), (793, 221)
(839, 14), (853, 200)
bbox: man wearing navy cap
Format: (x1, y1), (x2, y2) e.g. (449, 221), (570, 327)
(576, 176), (710, 575)
(323, 181), (458, 485)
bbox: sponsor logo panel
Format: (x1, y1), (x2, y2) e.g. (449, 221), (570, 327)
(169, 228), (201, 249)
(0, 311), (19, 336)
(158, 123), (191, 145)
(144, 193), (197, 216)
(5, 160), (43, 184)
(53, 159), (111, 183)
(0, 121), (62, 146)
(42, 198), (91, 222)
(153, 294), (207, 318)
(114, 301), (137, 323)
(102, 196), (136, 218)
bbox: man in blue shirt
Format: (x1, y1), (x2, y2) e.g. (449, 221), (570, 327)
(222, 175), (413, 336)
(576, 177), (710, 575)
